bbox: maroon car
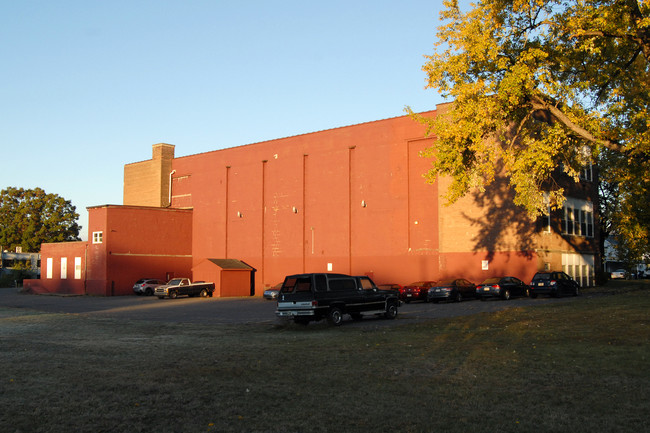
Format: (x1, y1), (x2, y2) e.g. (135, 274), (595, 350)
(401, 281), (437, 303)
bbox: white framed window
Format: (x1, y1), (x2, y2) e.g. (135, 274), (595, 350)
(60, 257), (67, 279)
(74, 257), (82, 279)
(563, 253), (595, 287)
(46, 258), (53, 279)
(580, 164), (593, 182)
(92, 231), (103, 244)
(564, 207), (575, 235)
(562, 199), (594, 238)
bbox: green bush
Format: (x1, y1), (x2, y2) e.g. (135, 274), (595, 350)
(0, 269), (34, 287)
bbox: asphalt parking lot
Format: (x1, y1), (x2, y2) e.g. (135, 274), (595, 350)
(0, 287), (580, 327)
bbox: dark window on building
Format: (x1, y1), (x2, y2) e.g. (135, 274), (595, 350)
(563, 204), (594, 238)
(541, 213), (550, 233)
(565, 207), (574, 235)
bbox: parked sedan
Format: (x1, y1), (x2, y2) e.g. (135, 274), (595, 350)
(427, 278), (476, 303)
(476, 276), (530, 301)
(263, 283), (283, 300)
(132, 278), (166, 296)
(401, 281), (437, 303)
(611, 269), (626, 279)
(530, 272), (579, 298)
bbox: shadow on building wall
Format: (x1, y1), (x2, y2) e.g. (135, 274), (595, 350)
(461, 170), (596, 273)
(463, 176), (537, 261)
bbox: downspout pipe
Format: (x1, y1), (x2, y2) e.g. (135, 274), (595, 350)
(168, 170), (176, 207)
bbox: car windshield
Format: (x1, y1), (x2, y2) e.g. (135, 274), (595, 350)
(408, 281), (427, 286)
(533, 273), (552, 280)
(167, 278), (183, 285)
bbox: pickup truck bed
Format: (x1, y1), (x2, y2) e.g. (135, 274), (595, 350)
(155, 278), (215, 299)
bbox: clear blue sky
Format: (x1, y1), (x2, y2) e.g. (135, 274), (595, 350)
(1, 0), (447, 240)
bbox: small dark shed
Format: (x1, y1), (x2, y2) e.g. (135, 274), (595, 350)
(192, 259), (255, 297)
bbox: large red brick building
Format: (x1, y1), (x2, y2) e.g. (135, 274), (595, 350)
(25, 104), (600, 296)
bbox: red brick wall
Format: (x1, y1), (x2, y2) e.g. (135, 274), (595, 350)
(23, 241), (88, 295)
(170, 113), (448, 294)
(98, 205), (193, 295)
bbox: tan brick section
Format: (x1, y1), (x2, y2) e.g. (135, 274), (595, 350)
(123, 143), (175, 207)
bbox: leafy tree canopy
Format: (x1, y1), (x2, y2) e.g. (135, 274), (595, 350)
(0, 187), (81, 252)
(410, 0), (649, 260)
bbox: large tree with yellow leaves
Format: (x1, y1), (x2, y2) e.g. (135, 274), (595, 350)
(412, 0), (649, 261)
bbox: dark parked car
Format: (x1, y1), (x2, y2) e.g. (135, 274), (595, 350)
(476, 276), (530, 300)
(276, 273), (400, 326)
(530, 272), (579, 298)
(427, 278), (476, 303)
(377, 283), (404, 299)
(263, 283), (283, 300)
(401, 281), (437, 303)
(132, 278), (166, 296)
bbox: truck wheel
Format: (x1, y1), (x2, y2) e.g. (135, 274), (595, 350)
(169, 291), (177, 299)
(384, 303), (398, 320)
(200, 289), (208, 298)
(326, 307), (344, 326)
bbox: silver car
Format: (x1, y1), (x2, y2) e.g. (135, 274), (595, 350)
(611, 269), (626, 279)
(133, 279), (166, 296)
(263, 283), (282, 300)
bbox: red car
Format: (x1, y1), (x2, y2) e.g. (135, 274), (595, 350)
(401, 281), (437, 303)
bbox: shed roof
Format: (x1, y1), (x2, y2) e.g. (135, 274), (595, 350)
(204, 259), (254, 270)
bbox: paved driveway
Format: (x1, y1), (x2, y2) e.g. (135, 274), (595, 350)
(0, 287), (580, 327)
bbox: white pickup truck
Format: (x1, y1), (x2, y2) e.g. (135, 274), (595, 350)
(154, 278), (215, 299)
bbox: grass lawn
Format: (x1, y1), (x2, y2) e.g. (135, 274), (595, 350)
(1, 281), (648, 432)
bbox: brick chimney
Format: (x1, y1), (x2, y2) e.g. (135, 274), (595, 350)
(123, 143), (176, 207)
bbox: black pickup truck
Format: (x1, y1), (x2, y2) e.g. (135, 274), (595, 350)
(275, 273), (400, 326)
(154, 278), (215, 299)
